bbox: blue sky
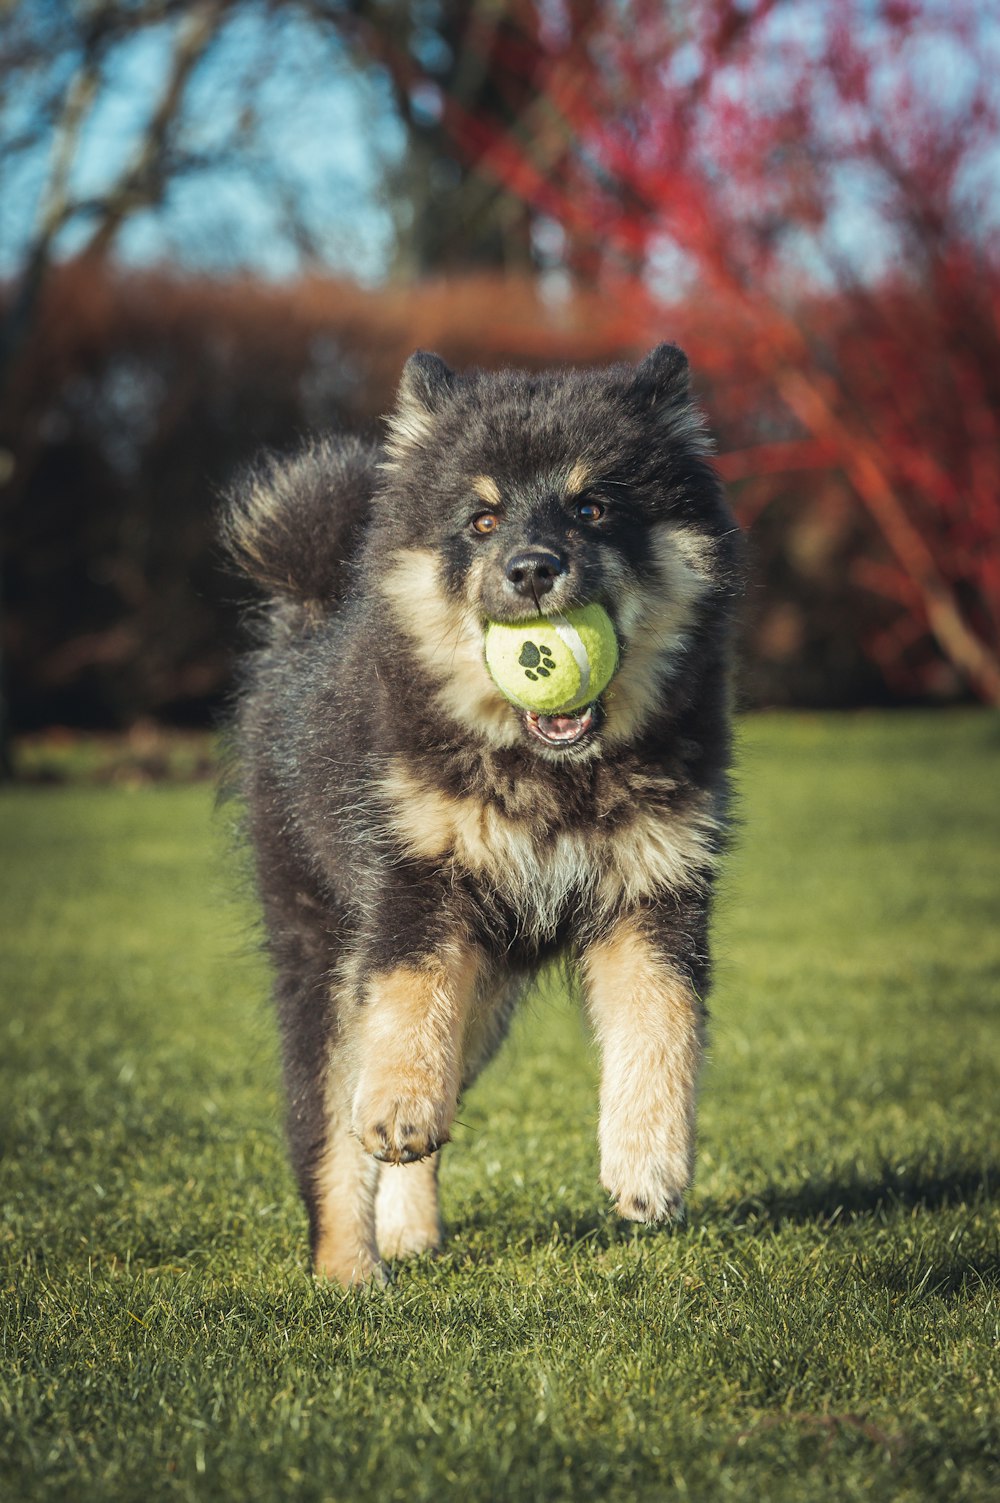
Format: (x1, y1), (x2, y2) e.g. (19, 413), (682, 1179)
(3, 0), (998, 288)
(3, 3), (406, 281)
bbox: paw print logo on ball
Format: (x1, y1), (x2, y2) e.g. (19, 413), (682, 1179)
(518, 641), (557, 681)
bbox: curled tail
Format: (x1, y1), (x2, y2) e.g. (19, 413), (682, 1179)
(223, 436), (379, 622)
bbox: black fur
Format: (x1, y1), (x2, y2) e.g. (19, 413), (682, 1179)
(224, 347), (743, 1268)
(223, 435), (378, 621)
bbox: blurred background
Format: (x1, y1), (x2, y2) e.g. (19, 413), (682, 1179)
(2, 0), (998, 776)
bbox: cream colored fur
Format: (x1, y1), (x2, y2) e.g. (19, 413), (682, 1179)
(312, 1083), (383, 1286)
(375, 1156), (442, 1260)
(602, 524), (714, 746)
(381, 763), (720, 945)
(583, 919), (704, 1222)
(351, 948), (480, 1164)
(381, 549), (519, 748)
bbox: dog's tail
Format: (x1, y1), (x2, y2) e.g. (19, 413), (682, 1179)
(222, 436), (379, 622)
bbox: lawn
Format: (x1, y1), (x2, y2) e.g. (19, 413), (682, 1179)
(1, 712), (998, 1503)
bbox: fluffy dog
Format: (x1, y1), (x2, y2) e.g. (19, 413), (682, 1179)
(224, 345), (742, 1284)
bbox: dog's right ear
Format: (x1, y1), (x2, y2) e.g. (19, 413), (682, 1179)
(630, 343), (712, 454)
(398, 350), (456, 413)
(384, 350), (458, 467)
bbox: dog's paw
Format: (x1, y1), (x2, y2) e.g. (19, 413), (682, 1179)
(352, 1079), (452, 1165)
(600, 1141), (691, 1225)
(608, 1180), (686, 1225)
(313, 1238), (387, 1288)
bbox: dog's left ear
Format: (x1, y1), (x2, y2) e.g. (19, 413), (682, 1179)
(631, 343), (711, 452)
(632, 344), (690, 409)
(385, 350), (458, 466)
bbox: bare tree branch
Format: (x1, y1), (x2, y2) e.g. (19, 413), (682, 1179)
(82, 0), (227, 259)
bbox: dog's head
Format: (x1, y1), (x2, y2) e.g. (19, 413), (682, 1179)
(373, 348), (740, 755)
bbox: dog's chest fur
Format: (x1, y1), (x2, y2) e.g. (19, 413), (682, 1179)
(382, 749), (721, 943)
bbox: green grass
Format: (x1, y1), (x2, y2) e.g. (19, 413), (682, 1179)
(2, 711), (998, 1502)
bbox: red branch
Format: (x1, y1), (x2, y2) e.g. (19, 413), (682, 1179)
(438, 0), (1000, 702)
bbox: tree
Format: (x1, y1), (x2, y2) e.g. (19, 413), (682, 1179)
(325, 0), (601, 274)
(439, 0), (1000, 702)
(1, 2), (225, 395)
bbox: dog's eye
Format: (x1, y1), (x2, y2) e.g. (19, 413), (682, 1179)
(577, 500), (605, 523)
(471, 512), (500, 535)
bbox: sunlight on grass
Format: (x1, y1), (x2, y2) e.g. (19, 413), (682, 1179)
(1, 712), (998, 1502)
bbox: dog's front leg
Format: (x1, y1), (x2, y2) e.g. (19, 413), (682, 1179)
(351, 940), (480, 1166)
(582, 903), (709, 1224)
(313, 869), (480, 1285)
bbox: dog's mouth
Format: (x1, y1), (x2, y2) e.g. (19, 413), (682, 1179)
(523, 705), (596, 748)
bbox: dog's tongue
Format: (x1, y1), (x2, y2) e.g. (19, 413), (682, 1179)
(526, 705), (595, 745)
(539, 713), (586, 739)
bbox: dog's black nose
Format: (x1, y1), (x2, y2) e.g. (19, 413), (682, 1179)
(505, 549), (566, 598)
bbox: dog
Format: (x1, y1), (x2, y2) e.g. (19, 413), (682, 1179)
(223, 345), (742, 1284)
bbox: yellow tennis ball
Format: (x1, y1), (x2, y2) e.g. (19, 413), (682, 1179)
(484, 604), (619, 714)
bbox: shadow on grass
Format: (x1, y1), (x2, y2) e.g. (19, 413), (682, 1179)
(33, 1156), (993, 1291)
(453, 1159), (997, 1268)
(709, 1160), (995, 1230)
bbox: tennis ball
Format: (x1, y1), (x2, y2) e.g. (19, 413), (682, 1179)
(483, 604), (619, 714)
